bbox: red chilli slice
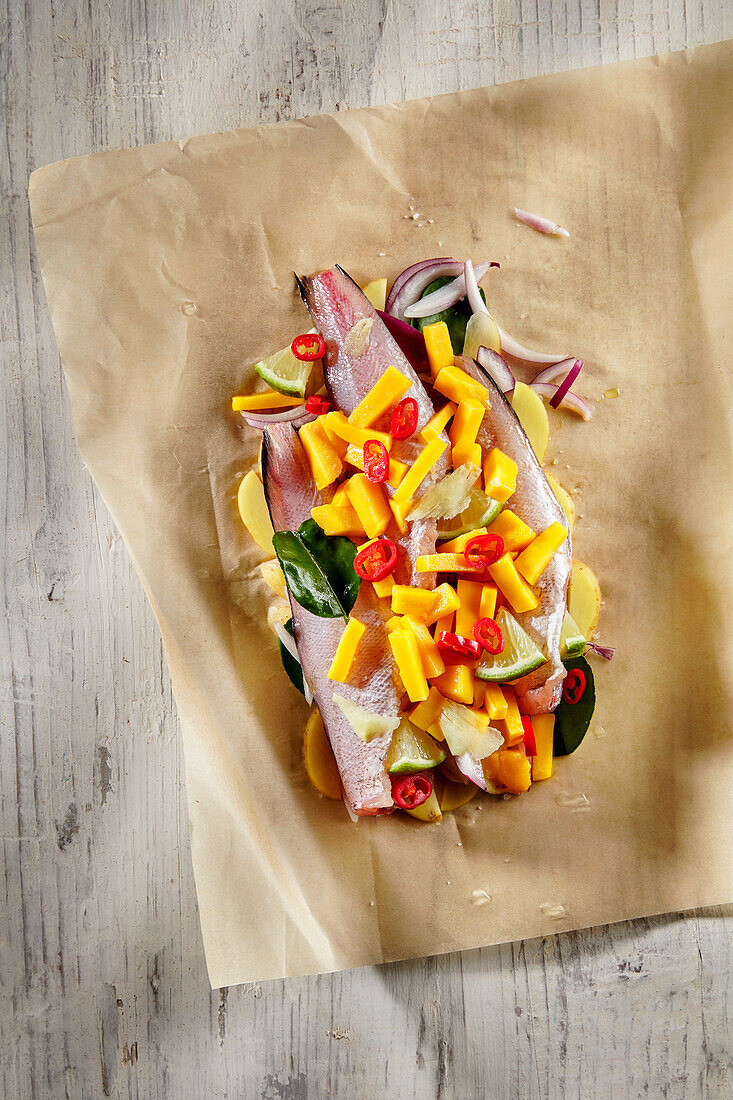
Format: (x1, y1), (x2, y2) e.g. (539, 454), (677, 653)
(363, 439), (389, 483)
(353, 538), (398, 582)
(390, 397), (419, 439)
(392, 772), (433, 810)
(291, 333), (326, 361)
(473, 617), (504, 654)
(562, 669), (587, 705)
(521, 715), (537, 756)
(464, 533), (505, 568)
(436, 631), (483, 661)
(305, 394), (332, 415)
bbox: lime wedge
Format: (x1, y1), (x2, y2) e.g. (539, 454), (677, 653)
(386, 718), (446, 775)
(437, 489), (502, 540)
(559, 610), (586, 659)
(476, 607), (546, 682)
(254, 336), (316, 398)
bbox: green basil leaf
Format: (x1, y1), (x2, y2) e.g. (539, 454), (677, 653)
(278, 618), (305, 696)
(553, 655), (596, 756)
(411, 276), (486, 353)
(273, 519), (360, 621)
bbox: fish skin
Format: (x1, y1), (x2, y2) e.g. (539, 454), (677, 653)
(455, 356), (571, 713)
(298, 265), (450, 588)
(262, 422), (398, 814)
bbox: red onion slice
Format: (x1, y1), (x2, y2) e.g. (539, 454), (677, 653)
(497, 326), (568, 365)
(242, 407), (316, 430)
(274, 621), (314, 704)
(402, 261), (496, 320)
(587, 642), (615, 661)
(464, 258), (488, 315)
(385, 257), (455, 315)
(515, 207), (571, 237)
(549, 359), (584, 409)
(476, 346), (515, 394)
(529, 382), (592, 420)
(377, 310), (430, 374)
(532, 357), (577, 385)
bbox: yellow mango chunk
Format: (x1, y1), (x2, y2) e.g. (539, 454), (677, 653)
(259, 558), (286, 598)
(311, 503), (366, 538)
(449, 399), (485, 467)
(486, 510), (536, 552)
(389, 629), (430, 702)
(479, 584), (498, 620)
(348, 366), (412, 429)
(568, 561), (602, 639)
(328, 618), (367, 683)
(423, 583), (461, 626)
(237, 470), (275, 553)
(488, 554), (540, 614)
(391, 585), (438, 619)
(299, 419), (343, 490)
(421, 402), (456, 441)
(438, 526), (487, 554)
(515, 521), (569, 584)
(531, 714), (555, 781)
(389, 497), (411, 535)
(455, 442), (482, 473)
(483, 447), (518, 503)
(431, 663), (474, 705)
(416, 553), (485, 575)
(484, 748), (532, 793)
(545, 472), (575, 533)
(455, 579), (483, 637)
(303, 710), (342, 800)
(511, 381), (549, 462)
(472, 679), (486, 709)
(362, 278), (387, 311)
(427, 719), (445, 743)
(344, 473), (392, 539)
(232, 393), (304, 412)
(434, 364), (492, 408)
(409, 686), (445, 733)
(423, 321), (455, 379)
(393, 433), (448, 505)
(498, 686), (524, 744)
(400, 615), (445, 679)
(344, 443), (408, 489)
(322, 418), (349, 460)
(324, 410), (392, 450)
(372, 572), (395, 599)
(483, 681), (508, 721)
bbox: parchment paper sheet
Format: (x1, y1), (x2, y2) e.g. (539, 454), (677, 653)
(30, 42), (733, 987)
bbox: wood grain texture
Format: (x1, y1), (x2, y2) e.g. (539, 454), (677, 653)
(2, 1), (732, 1097)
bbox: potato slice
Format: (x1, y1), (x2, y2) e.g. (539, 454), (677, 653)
(511, 382), (549, 462)
(259, 558), (286, 599)
(440, 780), (478, 813)
(237, 470), (274, 553)
(303, 710), (342, 800)
(267, 601), (291, 636)
(568, 561), (602, 639)
(361, 278), (388, 311)
(545, 472), (575, 533)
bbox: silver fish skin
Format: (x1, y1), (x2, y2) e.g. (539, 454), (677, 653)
(262, 422), (399, 814)
(455, 356), (571, 713)
(298, 265), (450, 587)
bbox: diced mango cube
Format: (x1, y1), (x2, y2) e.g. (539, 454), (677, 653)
(328, 618), (367, 683)
(455, 442), (482, 473)
(479, 584), (498, 620)
(531, 714), (555, 781)
(344, 443), (408, 489)
(421, 402), (456, 441)
(434, 364), (492, 408)
(372, 572), (395, 599)
(423, 583), (461, 626)
(431, 663), (474, 705)
(348, 366), (412, 428)
(401, 615), (445, 678)
(488, 554), (540, 614)
(438, 526), (487, 555)
(450, 399), (484, 467)
(498, 686), (524, 744)
(299, 419), (343, 490)
(455, 579), (483, 637)
(324, 410), (392, 450)
(389, 629), (429, 702)
(486, 510), (536, 552)
(391, 585), (438, 618)
(483, 681), (508, 721)
(321, 418), (349, 460)
(514, 522), (569, 585)
(232, 393), (304, 412)
(483, 448), (518, 503)
(416, 553), (485, 575)
(393, 433), (448, 505)
(389, 497), (411, 534)
(311, 502), (366, 538)
(472, 679), (486, 710)
(423, 321), (455, 379)
(344, 473), (392, 539)
(484, 748), (532, 793)
(409, 686), (445, 733)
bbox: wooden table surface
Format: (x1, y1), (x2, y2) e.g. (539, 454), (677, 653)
(3, 2), (732, 1097)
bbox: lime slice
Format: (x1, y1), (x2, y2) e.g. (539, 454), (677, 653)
(386, 718), (446, 775)
(476, 607), (546, 682)
(254, 337), (316, 398)
(559, 610), (586, 659)
(437, 489), (502, 540)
